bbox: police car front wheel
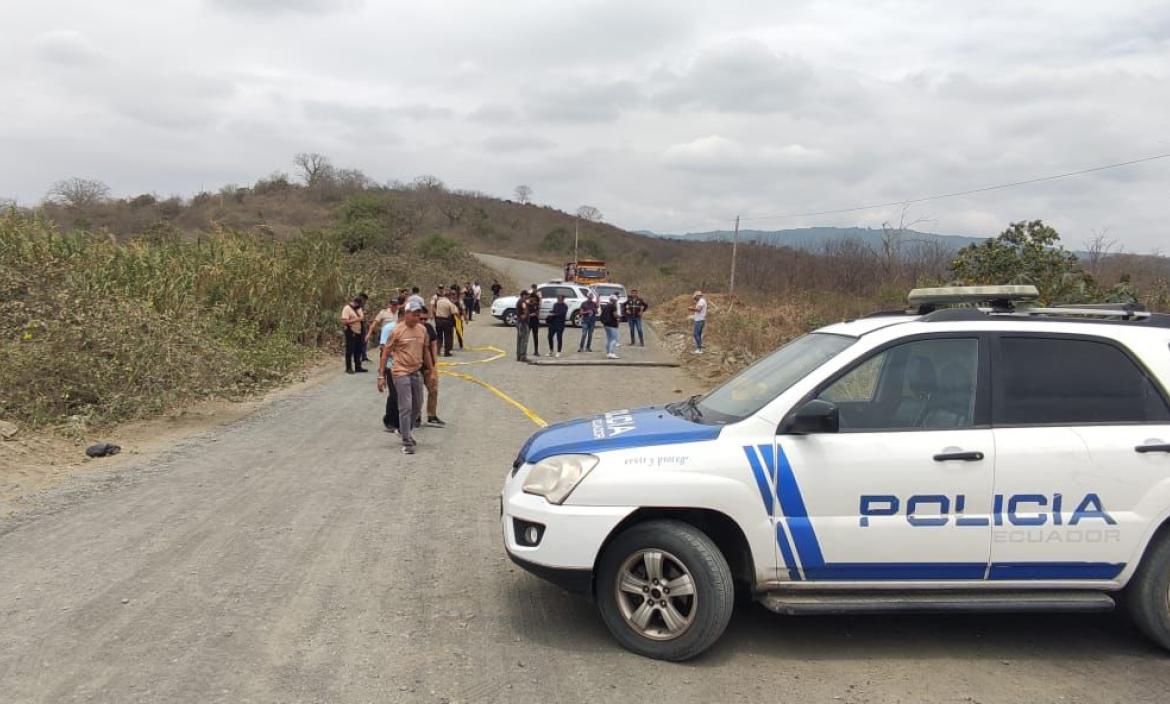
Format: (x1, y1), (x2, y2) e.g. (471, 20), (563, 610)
(596, 520), (734, 661)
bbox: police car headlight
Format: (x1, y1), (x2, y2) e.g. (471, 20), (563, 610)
(522, 454), (599, 504)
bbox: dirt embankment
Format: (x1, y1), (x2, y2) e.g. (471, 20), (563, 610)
(648, 293), (818, 383)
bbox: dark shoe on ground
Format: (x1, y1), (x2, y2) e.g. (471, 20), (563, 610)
(402, 444), (415, 455)
(346, 369), (355, 374)
(427, 416), (446, 427)
(355, 368), (369, 373)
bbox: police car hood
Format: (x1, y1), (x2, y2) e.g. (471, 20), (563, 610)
(519, 406), (721, 464)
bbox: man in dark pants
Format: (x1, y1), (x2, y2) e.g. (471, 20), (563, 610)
(357, 292), (372, 362)
(433, 290), (459, 356)
(341, 296), (366, 373)
(527, 291), (542, 357)
(623, 289), (649, 346)
(378, 308), (404, 432)
(515, 294), (531, 362)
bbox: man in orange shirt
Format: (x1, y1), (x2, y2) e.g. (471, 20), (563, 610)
(378, 301), (428, 454)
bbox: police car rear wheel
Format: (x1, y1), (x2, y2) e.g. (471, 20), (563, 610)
(1127, 531), (1170, 650)
(597, 520), (734, 661)
(502, 309), (517, 326)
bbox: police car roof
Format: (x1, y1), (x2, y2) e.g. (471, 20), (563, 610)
(818, 315), (920, 337)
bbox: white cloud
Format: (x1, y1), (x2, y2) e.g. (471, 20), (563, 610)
(1, 0), (1168, 250)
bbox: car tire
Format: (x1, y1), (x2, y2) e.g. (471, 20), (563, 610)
(502, 309), (517, 327)
(596, 520), (734, 661)
(1127, 529), (1170, 650)
(570, 310), (582, 328)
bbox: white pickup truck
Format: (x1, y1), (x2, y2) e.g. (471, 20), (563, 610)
(491, 282), (596, 327)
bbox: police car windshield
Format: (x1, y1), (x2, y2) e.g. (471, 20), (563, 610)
(594, 285), (624, 297)
(695, 333), (855, 423)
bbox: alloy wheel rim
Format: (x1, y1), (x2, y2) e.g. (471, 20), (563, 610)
(614, 549), (697, 641)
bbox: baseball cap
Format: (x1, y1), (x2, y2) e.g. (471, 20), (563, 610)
(405, 300), (423, 312)
(693, 290), (703, 297)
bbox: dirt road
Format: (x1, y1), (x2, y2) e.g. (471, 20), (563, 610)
(2, 256), (1168, 703)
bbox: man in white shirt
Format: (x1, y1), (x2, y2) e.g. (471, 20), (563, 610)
(688, 290), (708, 354)
(472, 281), (482, 315)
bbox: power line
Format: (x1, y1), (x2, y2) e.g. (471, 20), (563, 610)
(737, 152), (1170, 224)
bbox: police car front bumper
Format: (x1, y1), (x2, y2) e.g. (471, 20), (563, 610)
(501, 469), (635, 594)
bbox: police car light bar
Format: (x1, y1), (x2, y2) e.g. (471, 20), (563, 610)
(907, 285), (1040, 307)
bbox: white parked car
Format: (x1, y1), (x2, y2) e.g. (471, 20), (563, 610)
(501, 285), (1170, 660)
(591, 283), (627, 309)
(491, 282), (595, 327)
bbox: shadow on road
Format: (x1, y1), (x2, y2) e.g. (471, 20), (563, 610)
(504, 579), (1161, 664)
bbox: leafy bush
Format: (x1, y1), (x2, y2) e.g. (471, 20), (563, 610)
(415, 234), (460, 260)
(949, 220), (1117, 304)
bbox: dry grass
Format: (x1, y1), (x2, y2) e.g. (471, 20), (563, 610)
(0, 211), (491, 430)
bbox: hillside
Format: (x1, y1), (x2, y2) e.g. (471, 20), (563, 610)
(644, 226), (987, 252)
(25, 164), (1170, 318)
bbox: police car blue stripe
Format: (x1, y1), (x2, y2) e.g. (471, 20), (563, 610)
(742, 446), (774, 516)
(774, 444), (826, 570)
(803, 562), (988, 581)
(775, 523), (803, 582)
(988, 562), (1125, 580)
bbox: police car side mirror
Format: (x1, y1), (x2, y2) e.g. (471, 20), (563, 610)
(780, 399), (840, 435)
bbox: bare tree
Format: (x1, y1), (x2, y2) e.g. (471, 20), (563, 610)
(293, 153), (333, 187)
(874, 202), (931, 281)
(437, 191), (466, 227)
(410, 174), (446, 192)
(46, 177), (110, 209)
(1083, 228), (1117, 277)
(514, 184), (532, 204)
(576, 204), (602, 222)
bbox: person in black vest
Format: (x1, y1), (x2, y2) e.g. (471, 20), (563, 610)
(623, 289), (649, 346)
(527, 291), (542, 358)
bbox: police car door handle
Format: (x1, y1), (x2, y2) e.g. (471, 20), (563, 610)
(1135, 443), (1170, 454)
(933, 451), (984, 462)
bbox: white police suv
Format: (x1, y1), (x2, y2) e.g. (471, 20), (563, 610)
(501, 286), (1170, 660)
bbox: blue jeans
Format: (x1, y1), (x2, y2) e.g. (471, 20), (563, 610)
(604, 325), (620, 355)
(628, 317), (644, 345)
(578, 317), (596, 350)
(693, 320), (705, 350)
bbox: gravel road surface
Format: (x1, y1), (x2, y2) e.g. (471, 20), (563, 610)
(1, 256), (1167, 703)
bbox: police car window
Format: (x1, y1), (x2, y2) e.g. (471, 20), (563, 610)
(994, 337), (1170, 425)
(537, 287), (557, 298)
(694, 333), (855, 423)
(818, 338), (979, 431)
(556, 287), (578, 298)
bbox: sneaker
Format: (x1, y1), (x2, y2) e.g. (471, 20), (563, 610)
(402, 444), (415, 455)
(555, 352), (561, 358)
(355, 368), (369, 373)
(693, 349), (703, 354)
(607, 353), (619, 359)
(427, 416), (446, 427)
(346, 369), (355, 374)
(547, 352), (554, 357)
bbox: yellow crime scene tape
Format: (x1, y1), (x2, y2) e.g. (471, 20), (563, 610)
(435, 345), (547, 427)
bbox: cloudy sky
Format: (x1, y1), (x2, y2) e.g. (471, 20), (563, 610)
(3, 0), (1169, 250)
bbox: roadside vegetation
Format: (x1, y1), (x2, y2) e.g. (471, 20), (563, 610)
(1, 195), (491, 431)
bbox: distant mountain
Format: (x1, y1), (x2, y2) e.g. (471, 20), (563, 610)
(640, 226), (988, 253)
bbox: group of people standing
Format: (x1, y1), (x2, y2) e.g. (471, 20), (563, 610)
(340, 280), (498, 456)
(513, 286), (651, 362)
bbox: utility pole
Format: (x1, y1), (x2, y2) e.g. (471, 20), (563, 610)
(574, 217), (579, 264)
(728, 215), (740, 296)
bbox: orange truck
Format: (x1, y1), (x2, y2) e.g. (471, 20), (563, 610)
(564, 259), (608, 285)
